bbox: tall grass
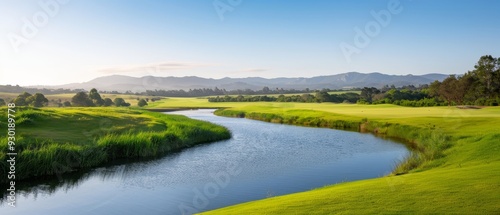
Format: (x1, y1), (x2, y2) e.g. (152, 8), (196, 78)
(362, 121), (452, 174)
(0, 107), (230, 183)
(215, 109), (360, 131)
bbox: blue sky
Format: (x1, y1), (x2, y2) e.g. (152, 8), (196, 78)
(0, 0), (499, 86)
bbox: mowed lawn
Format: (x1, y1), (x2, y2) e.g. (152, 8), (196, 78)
(147, 98), (500, 214)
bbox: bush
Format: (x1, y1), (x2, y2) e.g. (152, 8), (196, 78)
(475, 98), (487, 106)
(63, 101), (71, 107)
(488, 99), (498, 106)
(138, 99), (148, 107)
(114, 98), (131, 107)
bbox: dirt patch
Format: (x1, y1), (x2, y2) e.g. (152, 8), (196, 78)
(359, 122), (368, 132)
(456, 105), (482, 109)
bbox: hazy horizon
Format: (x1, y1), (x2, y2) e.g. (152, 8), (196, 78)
(1, 0), (499, 86)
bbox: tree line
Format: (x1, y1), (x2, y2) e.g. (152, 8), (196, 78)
(4, 92), (49, 107)
(209, 55), (499, 107)
(358, 55), (500, 106)
(1, 88), (150, 108)
(0, 85), (83, 95)
(70, 88), (150, 107)
(208, 92), (360, 103)
(144, 87), (350, 97)
(429, 55), (499, 106)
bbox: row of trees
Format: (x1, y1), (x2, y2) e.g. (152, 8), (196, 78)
(357, 55), (500, 106)
(358, 87), (430, 105)
(208, 92), (360, 103)
(428, 55), (500, 105)
(0, 89), (149, 108)
(10, 92), (49, 107)
(70, 88), (123, 107)
(0, 85), (83, 95)
(70, 88), (150, 107)
(313, 91), (360, 103)
(145, 87), (350, 97)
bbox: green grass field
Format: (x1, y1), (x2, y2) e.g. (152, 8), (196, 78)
(143, 98), (500, 214)
(0, 107), (230, 182)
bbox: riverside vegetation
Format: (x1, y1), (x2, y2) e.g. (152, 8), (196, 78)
(0, 107), (230, 183)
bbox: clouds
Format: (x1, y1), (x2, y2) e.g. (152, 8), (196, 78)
(241, 68), (268, 73)
(97, 62), (270, 78)
(223, 68), (269, 77)
(98, 62), (215, 74)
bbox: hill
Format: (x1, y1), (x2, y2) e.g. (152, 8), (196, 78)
(53, 72), (448, 92)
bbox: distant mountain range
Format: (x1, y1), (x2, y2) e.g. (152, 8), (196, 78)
(53, 72), (449, 92)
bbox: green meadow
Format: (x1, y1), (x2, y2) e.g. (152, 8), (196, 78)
(144, 98), (500, 214)
(0, 107), (230, 183)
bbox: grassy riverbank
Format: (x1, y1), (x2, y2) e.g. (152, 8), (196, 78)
(199, 103), (500, 214)
(0, 107), (230, 183)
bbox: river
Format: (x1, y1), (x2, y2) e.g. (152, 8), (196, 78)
(1, 109), (408, 215)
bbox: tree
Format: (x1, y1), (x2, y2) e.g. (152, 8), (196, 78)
(315, 91), (331, 102)
(89, 88), (104, 106)
(360, 87), (380, 103)
(428, 80), (441, 98)
(0, 98), (5, 106)
(103, 98), (114, 107)
(13, 92), (32, 106)
(26, 93), (49, 107)
(439, 75), (461, 105)
(114, 98), (125, 106)
(301, 94), (314, 102)
(114, 98), (130, 107)
(71, 92), (94, 107)
(63, 101), (71, 107)
(137, 99), (148, 107)
(381, 85), (391, 92)
(472, 55), (500, 99)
